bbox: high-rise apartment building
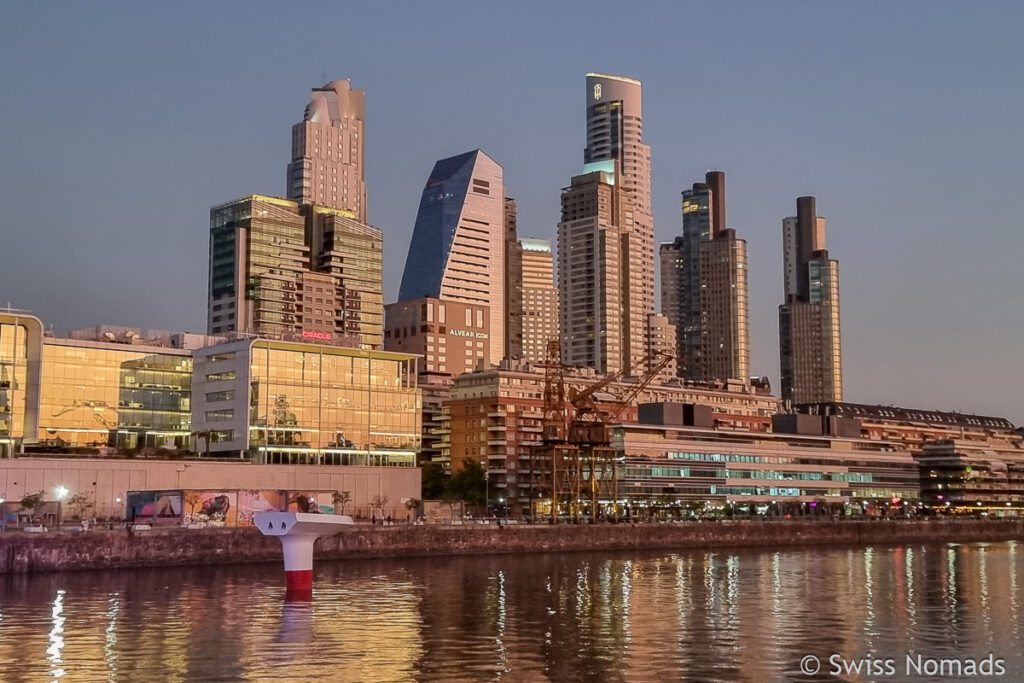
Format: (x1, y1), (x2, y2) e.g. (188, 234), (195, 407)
(645, 314), (678, 379)
(286, 80), (367, 221)
(504, 197), (523, 360)
(660, 171), (749, 381)
(559, 73), (654, 374)
(558, 170), (629, 373)
(207, 195), (383, 347)
(399, 150), (506, 363)
(779, 196), (843, 404)
(519, 238), (559, 363)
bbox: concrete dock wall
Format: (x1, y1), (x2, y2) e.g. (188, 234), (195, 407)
(2, 519), (1023, 574)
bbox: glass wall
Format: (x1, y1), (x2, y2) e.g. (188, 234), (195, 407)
(0, 322), (30, 444)
(248, 342), (420, 466)
(38, 342), (192, 450)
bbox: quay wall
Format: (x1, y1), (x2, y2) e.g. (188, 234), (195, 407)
(2, 519), (1023, 574)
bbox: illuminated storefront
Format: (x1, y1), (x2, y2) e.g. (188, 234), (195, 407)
(192, 338), (420, 466)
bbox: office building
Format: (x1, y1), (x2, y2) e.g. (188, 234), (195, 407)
(613, 412), (920, 508)
(207, 195), (383, 348)
(917, 439), (1024, 513)
(399, 150), (506, 363)
(191, 337), (420, 466)
(307, 206), (385, 347)
(286, 79), (367, 221)
(0, 311), (43, 457)
(384, 297), (490, 376)
(519, 238), (559, 363)
(660, 171), (749, 381)
(779, 196), (843, 404)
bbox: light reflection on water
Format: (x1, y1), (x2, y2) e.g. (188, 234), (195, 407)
(0, 542), (1022, 681)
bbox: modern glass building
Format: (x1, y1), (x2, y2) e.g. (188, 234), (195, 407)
(0, 312), (43, 457)
(398, 149), (506, 363)
(191, 338), (421, 466)
(37, 339), (192, 450)
(660, 171), (749, 382)
(613, 420), (920, 506)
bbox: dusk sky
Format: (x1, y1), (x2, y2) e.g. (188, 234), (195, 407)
(1, 2), (1021, 423)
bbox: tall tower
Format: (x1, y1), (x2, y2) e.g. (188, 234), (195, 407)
(660, 171), (748, 381)
(779, 196), (843, 404)
(578, 73), (654, 372)
(558, 169), (631, 374)
(286, 79), (367, 221)
(519, 237), (559, 363)
(504, 197), (523, 360)
(399, 150), (506, 363)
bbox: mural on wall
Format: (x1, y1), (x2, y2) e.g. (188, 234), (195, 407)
(127, 490), (183, 526)
(182, 490), (237, 526)
(287, 491), (340, 514)
(237, 490), (288, 526)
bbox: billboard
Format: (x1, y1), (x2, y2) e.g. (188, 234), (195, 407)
(237, 490), (288, 527)
(127, 490), (183, 526)
(182, 490), (238, 526)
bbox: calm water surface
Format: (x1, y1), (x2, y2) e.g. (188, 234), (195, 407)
(0, 542), (1021, 681)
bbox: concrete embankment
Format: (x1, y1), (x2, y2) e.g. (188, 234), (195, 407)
(2, 519), (1022, 574)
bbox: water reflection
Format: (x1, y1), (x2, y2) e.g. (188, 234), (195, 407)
(0, 542), (1021, 681)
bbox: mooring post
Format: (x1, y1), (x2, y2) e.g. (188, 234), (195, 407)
(254, 511), (354, 599)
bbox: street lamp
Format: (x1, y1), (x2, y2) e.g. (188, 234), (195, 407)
(55, 486), (69, 500)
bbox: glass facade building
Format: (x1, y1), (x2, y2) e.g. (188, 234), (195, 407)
(398, 149), (506, 363)
(192, 338), (421, 466)
(614, 422), (920, 505)
(37, 340), (192, 450)
(0, 313), (43, 455)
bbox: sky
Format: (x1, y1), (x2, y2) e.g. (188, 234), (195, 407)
(1, 1), (1022, 423)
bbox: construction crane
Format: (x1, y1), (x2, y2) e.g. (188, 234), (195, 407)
(531, 341), (675, 524)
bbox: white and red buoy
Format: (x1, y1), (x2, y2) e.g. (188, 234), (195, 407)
(254, 511), (354, 599)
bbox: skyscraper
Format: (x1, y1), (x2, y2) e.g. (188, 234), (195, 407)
(660, 171), (749, 381)
(779, 196), (843, 404)
(519, 238), (559, 363)
(558, 169), (630, 373)
(504, 198), (523, 360)
(399, 150), (506, 363)
(560, 73), (653, 373)
(206, 195), (384, 347)
(286, 79), (367, 221)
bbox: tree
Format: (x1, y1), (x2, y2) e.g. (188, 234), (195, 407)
(20, 491), (45, 522)
(68, 493), (94, 520)
(371, 494), (389, 520)
(404, 498), (421, 518)
(332, 490), (351, 515)
(448, 459), (487, 510)
(421, 462), (447, 499)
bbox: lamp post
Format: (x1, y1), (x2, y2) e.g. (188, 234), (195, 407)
(55, 485), (68, 527)
(484, 460), (489, 518)
(0, 494), (6, 532)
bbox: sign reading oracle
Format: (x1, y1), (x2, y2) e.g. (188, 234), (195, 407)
(302, 331), (332, 340)
(450, 329), (489, 339)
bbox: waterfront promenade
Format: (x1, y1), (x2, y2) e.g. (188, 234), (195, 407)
(2, 518), (1022, 574)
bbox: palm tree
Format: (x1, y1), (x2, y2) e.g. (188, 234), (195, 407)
(332, 490), (351, 515)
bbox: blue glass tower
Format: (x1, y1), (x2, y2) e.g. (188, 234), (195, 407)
(398, 149), (506, 361)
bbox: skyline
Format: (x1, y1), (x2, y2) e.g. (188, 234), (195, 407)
(1, 2), (1022, 423)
